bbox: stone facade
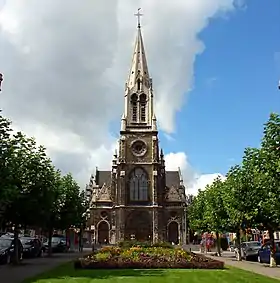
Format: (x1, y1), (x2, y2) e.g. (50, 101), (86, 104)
(86, 20), (187, 245)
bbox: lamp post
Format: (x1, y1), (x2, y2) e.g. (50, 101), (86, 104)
(0, 73), (3, 92)
(0, 73), (3, 112)
(80, 208), (91, 253)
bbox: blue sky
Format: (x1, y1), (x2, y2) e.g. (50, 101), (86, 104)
(5, 1), (280, 186)
(160, 0), (280, 176)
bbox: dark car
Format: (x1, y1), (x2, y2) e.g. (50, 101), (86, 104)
(0, 237), (23, 264)
(258, 240), (280, 264)
(43, 236), (69, 253)
(20, 237), (43, 258)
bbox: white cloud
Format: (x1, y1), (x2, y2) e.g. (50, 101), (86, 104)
(187, 173), (226, 196)
(165, 152), (225, 196)
(0, 1), (242, 186)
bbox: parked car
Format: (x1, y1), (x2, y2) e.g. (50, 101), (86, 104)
(0, 237), (23, 264)
(235, 241), (261, 260)
(43, 235), (69, 253)
(20, 237), (44, 258)
(258, 240), (280, 264)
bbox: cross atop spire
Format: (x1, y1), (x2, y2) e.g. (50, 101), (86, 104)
(134, 8), (143, 28)
(126, 10), (150, 90)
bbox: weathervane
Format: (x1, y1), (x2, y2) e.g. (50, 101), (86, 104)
(134, 8), (143, 28)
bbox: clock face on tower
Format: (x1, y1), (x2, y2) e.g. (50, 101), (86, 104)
(131, 140), (147, 156)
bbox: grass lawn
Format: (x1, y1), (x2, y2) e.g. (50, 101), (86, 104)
(22, 262), (279, 283)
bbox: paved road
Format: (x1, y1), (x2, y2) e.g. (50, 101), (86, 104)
(0, 249), (91, 283)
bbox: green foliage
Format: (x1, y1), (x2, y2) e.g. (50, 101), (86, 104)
(0, 115), (14, 220)
(188, 189), (208, 232)
(188, 113), (280, 248)
(117, 240), (173, 249)
(203, 177), (229, 233)
(0, 113), (87, 261)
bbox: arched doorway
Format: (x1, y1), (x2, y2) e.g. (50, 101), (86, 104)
(168, 221), (179, 244)
(97, 221), (109, 244)
(125, 211), (152, 241)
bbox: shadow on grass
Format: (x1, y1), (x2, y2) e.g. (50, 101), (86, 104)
(22, 262), (166, 283)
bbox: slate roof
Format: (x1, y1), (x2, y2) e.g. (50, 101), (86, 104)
(96, 170), (111, 186)
(96, 170), (181, 188)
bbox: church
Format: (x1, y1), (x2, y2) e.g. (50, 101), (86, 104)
(86, 13), (187, 245)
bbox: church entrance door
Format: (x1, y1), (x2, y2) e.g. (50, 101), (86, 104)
(168, 221), (179, 244)
(97, 221), (109, 244)
(125, 211), (152, 242)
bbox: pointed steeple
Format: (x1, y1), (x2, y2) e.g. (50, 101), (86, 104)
(122, 9), (157, 131)
(127, 9), (150, 90)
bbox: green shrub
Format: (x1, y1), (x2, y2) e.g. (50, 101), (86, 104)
(95, 252), (111, 262)
(117, 240), (173, 249)
(118, 240), (151, 248)
(74, 246), (224, 269)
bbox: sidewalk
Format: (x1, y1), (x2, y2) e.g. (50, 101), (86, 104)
(0, 250), (90, 283)
(198, 251), (280, 280)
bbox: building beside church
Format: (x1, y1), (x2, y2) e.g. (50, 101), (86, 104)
(86, 16), (187, 245)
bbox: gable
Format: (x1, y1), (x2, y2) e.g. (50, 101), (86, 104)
(96, 183), (112, 202)
(165, 185), (182, 202)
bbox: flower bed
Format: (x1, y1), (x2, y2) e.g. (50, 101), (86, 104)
(74, 245), (224, 269)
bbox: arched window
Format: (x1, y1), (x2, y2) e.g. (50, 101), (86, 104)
(129, 168), (148, 201)
(137, 79), (141, 91)
(131, 93), (138, 122)
(140, 94), (146, 122)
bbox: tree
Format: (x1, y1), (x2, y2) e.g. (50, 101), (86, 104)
(2, 132), (59, 263)
(187, 113), (280, 266)
(0, 112), (86, 261)
(59, 173), (84, 230)
(0, 115), (14, 225)
(188, 189), (208, 235)
(252, 113), (280, 266)
(203, 177), (229, 256)
(222, 163), (260, 261)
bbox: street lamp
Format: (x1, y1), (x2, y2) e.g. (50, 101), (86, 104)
(79, 208), (91, 252)
(278, 80), (280, 90)
(0, 73), (3, 91)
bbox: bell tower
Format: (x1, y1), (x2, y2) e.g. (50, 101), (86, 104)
(115, 9), (164, 243)
(87, 9), (187, 246)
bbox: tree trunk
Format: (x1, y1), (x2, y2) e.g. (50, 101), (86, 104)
(215, 232), (221, 256)
(236, 229), (242, 261)
(268, 229), (277, 267)
(47, 227), (53, 257)
(13, 224), (20, 265)
(79, 226), (83, 253)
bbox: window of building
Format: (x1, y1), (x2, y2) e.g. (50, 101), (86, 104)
(131, 94), (138, 122)
(140, 94), (146, 122)
(137, 79), (141, 91)
(129, 168), (148, 201)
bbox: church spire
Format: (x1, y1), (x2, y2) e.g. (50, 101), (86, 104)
(127, 8), (150, 90)
(122, 9), (156, 131)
